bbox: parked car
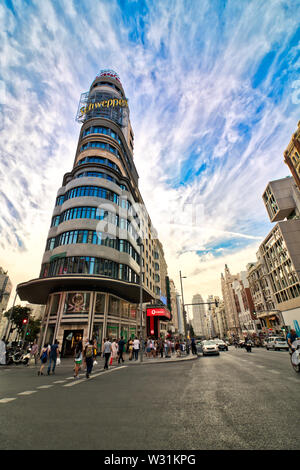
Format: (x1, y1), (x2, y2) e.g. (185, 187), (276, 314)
(212, 339), (228, 351)
(201, 340), (220, 356)
(265, 336), (289, 351)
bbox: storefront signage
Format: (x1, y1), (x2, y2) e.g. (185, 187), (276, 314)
(80, 98), (128, 116)
(146, 307), (171, 320)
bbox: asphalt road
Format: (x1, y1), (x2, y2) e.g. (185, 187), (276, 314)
(0, 347), (299, 450)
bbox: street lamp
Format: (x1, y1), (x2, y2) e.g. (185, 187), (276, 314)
(179, 271), (188, 340)
(137, 237), (144, 362)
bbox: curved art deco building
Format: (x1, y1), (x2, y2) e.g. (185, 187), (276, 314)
(17, 70), (169, 355)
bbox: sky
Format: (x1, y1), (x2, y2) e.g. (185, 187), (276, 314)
(0, 0), (300, 313)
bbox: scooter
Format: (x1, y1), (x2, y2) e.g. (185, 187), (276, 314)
(9, 347), (31, 365)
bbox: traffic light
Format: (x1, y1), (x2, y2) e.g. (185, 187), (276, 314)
(215, 300), (219, 307)
(22, 318), (28, 325)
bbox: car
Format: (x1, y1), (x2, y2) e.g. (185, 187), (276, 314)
(212, 339), (228, 351)
(200, 340), (220, 356)
(265, 336), (289, 351)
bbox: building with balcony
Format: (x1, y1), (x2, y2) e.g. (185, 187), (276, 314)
(284, 120), (300, 190)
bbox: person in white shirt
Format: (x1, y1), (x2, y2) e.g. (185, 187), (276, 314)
(102, 338), (112, 370)
(133, 337), (140, 361)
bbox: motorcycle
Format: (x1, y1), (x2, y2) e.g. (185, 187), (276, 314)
(245, 342), (252, 353)
(7, 347), (31, 365)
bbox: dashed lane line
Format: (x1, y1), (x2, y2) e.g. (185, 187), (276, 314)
(18, 391), (38, 396)
(0, 398), (16, 404)
(36, 385), (54, 389)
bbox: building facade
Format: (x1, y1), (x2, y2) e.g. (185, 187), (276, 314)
(284, 120), (300, 190)
(232, 272), (257, 337)
(221, 265), (242, 337)
(0, 267), (12, 337)
(17, 70), (170, 355)
(191, 293), (206, 337)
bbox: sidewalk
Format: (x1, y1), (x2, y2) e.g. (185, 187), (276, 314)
(124, 352), (198, 365)
(23, 352), (198, 372)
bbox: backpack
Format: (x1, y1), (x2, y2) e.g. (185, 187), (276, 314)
(85, 345), (93, 358)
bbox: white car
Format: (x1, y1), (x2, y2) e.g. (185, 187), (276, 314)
(212, 339), (228, 351)
(201, 340), (220, 356)
(265, 336), (289, 351)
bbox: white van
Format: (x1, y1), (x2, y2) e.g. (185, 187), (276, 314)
(265, 336), (289, 351)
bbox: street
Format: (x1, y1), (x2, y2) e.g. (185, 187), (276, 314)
(0, 347), (299, 450)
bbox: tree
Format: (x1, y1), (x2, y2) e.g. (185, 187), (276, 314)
(4, 305), (41, 341)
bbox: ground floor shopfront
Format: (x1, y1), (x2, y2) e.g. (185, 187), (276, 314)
(41, 290), (142, 357)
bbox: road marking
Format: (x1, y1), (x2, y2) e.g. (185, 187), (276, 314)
(0, 398), (16, 403)
(256, 365), (266, 368)
(37, 385), (54, 389)
(63, 366), (127, 387)
(18, 391), (38, 396)
(269, 370), (280, 374)
(53, 380), (67, 384)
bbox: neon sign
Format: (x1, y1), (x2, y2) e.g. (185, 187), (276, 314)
(80, 98), (128, 117)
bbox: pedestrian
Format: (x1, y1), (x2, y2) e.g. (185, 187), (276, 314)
(118, 336), (126, 363)
(133, 336), (140, 361)
(175, 340), (181, 357)
(38, 343), (49, 376)
(128, 338), (133, 360)
(84, 339), (94, 378)
(74, 339), (83, 379)
(103, 338), (112, 370)
(146, 338), (151, 358)
(93, 337), (98, 364)
(110, 339), (118, 365)
(191, 338), (197, 355)
(47, 339), (60, 375)
(30, 339), (39, 364)
(0, 337), (6, 365)
(158, 339), (164, 358)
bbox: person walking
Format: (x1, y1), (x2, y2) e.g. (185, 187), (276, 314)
(30, 339), (39, 365)
(47, 339), (60, 375)
(133, 336), (140, 361)
(110, 339), (119, 365)
(74, 339), (83, 379)
(38, 343), (49, 376)
(118, 336), (126, 363)
(128, 338), (133, 361)
(84, 339), (94, 378)
(103, 338), (112, 370)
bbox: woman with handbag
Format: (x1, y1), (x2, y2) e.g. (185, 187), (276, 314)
(38, 343), (49, 376)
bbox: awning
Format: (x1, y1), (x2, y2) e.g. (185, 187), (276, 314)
(17, 275), (155, 305)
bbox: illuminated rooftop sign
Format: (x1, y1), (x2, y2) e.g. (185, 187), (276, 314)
(96, 69), (121, 83)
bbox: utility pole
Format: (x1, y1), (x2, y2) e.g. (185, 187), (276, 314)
(138, 238), (144, 362)
(179, 271), (188, 340)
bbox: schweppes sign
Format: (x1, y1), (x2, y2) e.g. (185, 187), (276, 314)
(80, 98), (128, 116)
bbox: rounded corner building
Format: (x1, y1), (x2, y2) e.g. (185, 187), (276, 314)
(17, 70), (171, 356)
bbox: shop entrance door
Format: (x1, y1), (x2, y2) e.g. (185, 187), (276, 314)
(62, 329), (83, 357)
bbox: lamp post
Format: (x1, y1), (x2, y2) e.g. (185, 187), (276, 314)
(137, 237), (144, 362)
(179, 271), (188, 340)
(3, 291), (18, 342)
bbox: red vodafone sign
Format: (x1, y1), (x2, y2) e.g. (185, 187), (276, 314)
(146, 307), (171, 320)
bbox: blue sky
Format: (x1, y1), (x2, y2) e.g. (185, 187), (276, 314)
(0, 0), (300, 306)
